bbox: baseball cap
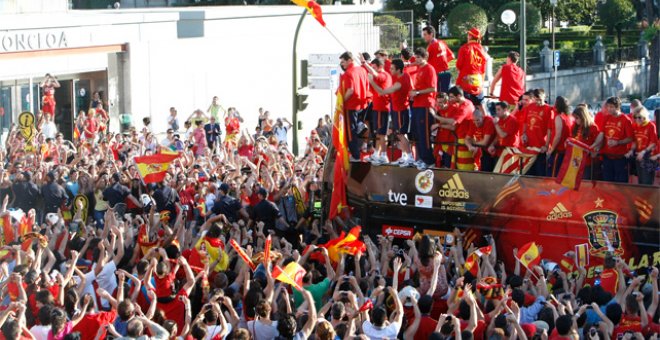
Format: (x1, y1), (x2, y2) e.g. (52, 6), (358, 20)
(219, 183), (230, 193)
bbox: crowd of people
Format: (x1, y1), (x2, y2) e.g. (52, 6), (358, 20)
(340, 26), (658, 185)
(0, 23), (657, 340)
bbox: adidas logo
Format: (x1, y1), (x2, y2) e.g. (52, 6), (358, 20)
(547, 202), (573, 221)
(438, 174), (470, 199)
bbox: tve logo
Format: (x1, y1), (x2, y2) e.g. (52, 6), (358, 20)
(388, 190), (408, 206)
(382, 225), (414, 239)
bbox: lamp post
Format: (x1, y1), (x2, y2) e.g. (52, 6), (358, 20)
(425, 0), (434, 28)
(550, 0), (558, 102)
(520, 0), (526, 72)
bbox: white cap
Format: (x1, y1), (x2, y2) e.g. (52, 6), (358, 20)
(398, 286), (420, 307)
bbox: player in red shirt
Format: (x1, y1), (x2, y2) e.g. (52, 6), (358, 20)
(521, 88), (554, 176)
(598, 96), (634, 183)
(456, 28), (487, 110)
(339, 52), (369, 161)
(40, 73), (60, 119)
(571, 104), (603, 180)
(409, 48), (438, 170)
(369, 59), (414, 166)
(627, 106), (658, 185)
(433, 93), (454, 168)
(489, 51), (526, 106)
(401, 48), (418, 76)
(466, 109), (496, 171)
(489, 102), (519, 157)
(433, 86), (475, 170)
(423, 26), (454, 93)
(363, 58), (393, 165)
(547, 96), (575, 177)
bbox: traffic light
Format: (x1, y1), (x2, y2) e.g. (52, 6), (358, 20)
(296, 92), (309, 111)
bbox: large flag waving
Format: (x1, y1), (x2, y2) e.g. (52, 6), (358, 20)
(329, 83), (350, 220)
(291, 0), (326, 27)
(134, 153), (179, 184)
(322, 226), (366, 262)
(556, 138), (593, 190)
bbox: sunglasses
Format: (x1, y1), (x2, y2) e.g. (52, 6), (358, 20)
(633, 116), (643, 120)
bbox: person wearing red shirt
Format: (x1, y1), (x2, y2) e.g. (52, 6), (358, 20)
(423, 26), (454, 93)
(512, 90), (534, 130)
(434, 86), (475, 170)
(401, 48), (418, 77)
(489, 102), (519, 157)
(433, 93), (454, 168)
(489, 51), (526, 106)
(369, 59), (414, 166)
(547, 96), (575, 177)
(521, 88), (554, 176)
(571, 104), (603, 180)
(83, 109), (98, 143)
(409, 48), (438, 170)
(466, 109), (496, 171)
(339, 52), (369, 161)
(456, 28), (487, 107)
(598, 96), (634, 183)
(364, 58), (393, 165)
(627, 106), (658, 185)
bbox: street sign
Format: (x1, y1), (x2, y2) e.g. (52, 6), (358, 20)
(554, 50), (560, 67)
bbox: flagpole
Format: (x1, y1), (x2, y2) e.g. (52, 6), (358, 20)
(513, 256), (541, 281)
(324, 26), (350, 52)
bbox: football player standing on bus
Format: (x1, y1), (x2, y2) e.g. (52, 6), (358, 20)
(362, 57), (392, 166)
(408, 48), (437, 170)
(368, 59), (415, 167)
(339, 52), (369, 161)
(489, 51), (526, 107)
(422, 26), (454, 93)
(456, 28), (487, 113)
(521, 89), (554, 176)
(40, 73), (60, 120)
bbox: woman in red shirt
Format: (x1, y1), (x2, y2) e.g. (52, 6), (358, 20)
(571, 104), (602, 180)
(547, 96), (574, 177)
(627, 106), (658, 185)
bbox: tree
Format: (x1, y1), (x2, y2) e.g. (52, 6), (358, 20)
(599, 0), (636, 58)
(494, 2), (542, 36)
(446, 3), (488, 38)
(374, 15), (411, 54)
(555, 0), (599, 25)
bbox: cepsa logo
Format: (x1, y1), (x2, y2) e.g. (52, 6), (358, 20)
(382, 225), (414, 239)
(438, 174), (470, 199)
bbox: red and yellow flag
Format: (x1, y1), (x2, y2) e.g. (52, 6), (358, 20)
(134, 153), (179, 184)
(322, 226), (365, 262)
(332, 84), (349, 172)
(137, 224), (158, 256)
(272, 261), (306, 290)
(516, 241), (541, 269)
(0, 215), (14, 247)
(474, 245), (492, 257)
(291, 0), (326, 27)
(575, 243), (589, 268)
(464, 252), (479, 277)
(556, 138), (593, 190)
(329, 156), (348, 221)
(20, 232), (48, 251)
(228, 239), (256, 271)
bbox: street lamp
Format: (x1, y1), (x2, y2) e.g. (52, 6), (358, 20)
(425, 0), (434, 28)
(550, 0), (558, 102)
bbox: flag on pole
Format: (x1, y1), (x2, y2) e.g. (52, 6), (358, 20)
(329, 156), (349, 220)
(556, 138), (593, 190)
(322, 226), (365, 263)
(272, 262), (307, 290)
(228, 239), (256, 271)
(575, 243), (589, 268)
(291, 0), (326, 27)
(134, 153), (179, 184)
(493, 147), (540, 174)
(516, 242), (541, 269)
(464, 252), (479, 277)
(559, 253), (575, 273)
(333, 84), (349, 172)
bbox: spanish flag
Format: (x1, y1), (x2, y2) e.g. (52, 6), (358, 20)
(556, 138), (593, 190)
(464, 252), (479, 277)
(191, 236), (229, 272)
(137, 224), (158, 256)
(575, 243), (589, 268)
(516, 242), (541, 269)
(329, 84), (350, 220)
(0, 215), (14, 247)
(18, 215), (33, 238)
(474, 245), (492, 257)
(21, 232), (48, 251)
(273, 262), (306, 290)
(291, 0), (326, 27)
(134, 153), (179, 184)
(323, 226), (366, 263)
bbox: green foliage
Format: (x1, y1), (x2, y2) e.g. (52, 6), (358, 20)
(555, 0), (598, 25)
(598, 0), (635, 33)
(374, 15), (410, 54)
(446, 3), (488, 39)
(494, 2), (542, 37)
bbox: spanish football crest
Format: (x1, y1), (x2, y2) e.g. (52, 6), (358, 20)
(583, 210), (624, 257)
